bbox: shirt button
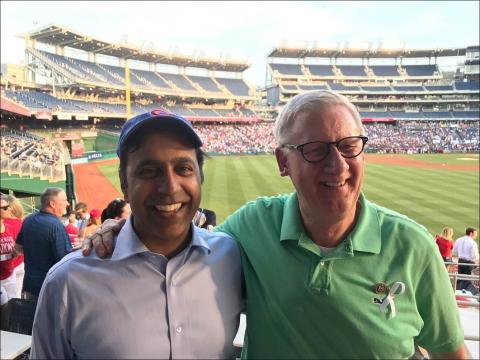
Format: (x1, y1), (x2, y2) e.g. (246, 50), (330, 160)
(320, 261), (325, 266)
(176, 326), (183, 333)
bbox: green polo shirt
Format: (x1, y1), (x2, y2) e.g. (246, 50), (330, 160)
(216, 192), (463, 359)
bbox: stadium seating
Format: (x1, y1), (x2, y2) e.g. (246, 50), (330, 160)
(369, 66), (400, 77)
(453, 110), (480, 118)
(422, 111), (453, 119)
(393, 85), (425, 92)
(1, 128), (65, 182)
(216, 78), (251, 96)
(455, 81), (480, 91)
(424, 84), (454, 91)
(328, 82), (361, 91)
(281, 84), (299, 92)
(306, 65), (335, 76)
(269, 64), (304, 76)
(360, 85), (393, 92)
(30, 50), (256, 99)
(191, 108), (219, 117)
(297, 84), (329, 91)
(130, 69), (171, 90)
(188, 75), (222, 93)
(360, 111), (392, 118)
(390, 111), (425, 119)
(336, 65), (367, 77)
(402, 65), (438, 76)
(160, 73), (197, 91)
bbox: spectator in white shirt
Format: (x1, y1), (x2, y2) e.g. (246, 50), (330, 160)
(453, 227), (478, 291)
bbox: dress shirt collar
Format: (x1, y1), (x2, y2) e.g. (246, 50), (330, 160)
(112, 216), (211, 261)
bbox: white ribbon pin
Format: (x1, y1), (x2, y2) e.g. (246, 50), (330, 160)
(379, 281), (405, 318)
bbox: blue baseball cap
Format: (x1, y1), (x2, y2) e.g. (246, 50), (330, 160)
(117, 109), (203, 157)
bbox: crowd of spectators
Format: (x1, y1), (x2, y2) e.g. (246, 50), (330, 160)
(0, 129), (65, 181)
(365, 121), (479, 154)
(190, 120), (478, 155)
(194, 123), (276, 154)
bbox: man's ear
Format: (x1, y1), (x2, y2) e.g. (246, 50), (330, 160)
(275, 147), (289, 177)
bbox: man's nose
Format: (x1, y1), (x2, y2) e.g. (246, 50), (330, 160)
(157, 170), (180, 194)
(323, 146), (349, 173)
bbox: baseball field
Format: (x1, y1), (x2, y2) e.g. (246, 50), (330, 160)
(74, 153), (479, 239)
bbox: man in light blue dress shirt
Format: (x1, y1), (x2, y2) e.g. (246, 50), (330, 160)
(30, 110), (243, 359)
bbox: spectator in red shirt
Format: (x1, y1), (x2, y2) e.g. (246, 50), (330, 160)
(4, 194), (25, 298)
(78, 209), (102, 240)
(0, 195), (22, 300)
(435, 227), (454, 262)
(65, 212), (79, 247)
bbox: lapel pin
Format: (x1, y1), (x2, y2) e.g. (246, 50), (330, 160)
(378, 281), (406, 318)
(374, 282), (389, 294)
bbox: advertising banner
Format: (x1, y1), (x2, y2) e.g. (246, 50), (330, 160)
(53, 132), (81, 140)
(75, 114), (89, 121)
(87, 152), (103, 161)
(36, 110), (53, 120)
(57, 112), (73, 120)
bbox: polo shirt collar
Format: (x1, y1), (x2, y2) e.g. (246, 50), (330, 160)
(279, 192), (304, 242)
(347, 192), (381, 254)
(278, 192), (381, 255)
(112, 216), (211, 261)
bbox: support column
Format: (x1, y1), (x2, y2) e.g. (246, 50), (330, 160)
(125, 60), (131, 119)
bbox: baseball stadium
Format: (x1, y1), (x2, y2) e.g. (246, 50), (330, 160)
(1, 19), (479, 359)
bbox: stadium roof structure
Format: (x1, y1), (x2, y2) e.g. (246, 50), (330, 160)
(18, 23), (250, 72)
(267, 45), (468, 59)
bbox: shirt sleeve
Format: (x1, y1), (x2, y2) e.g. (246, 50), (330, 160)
(30, 270), (73, 359)
(472, 241), (479, 261)
(452, 240), (459, 254)
(52, 224), (72, 262)
(414, 244), (464, 353)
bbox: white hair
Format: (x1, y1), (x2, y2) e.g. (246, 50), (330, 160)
(273, 90), (364, 146)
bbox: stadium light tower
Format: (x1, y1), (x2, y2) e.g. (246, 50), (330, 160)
(125, 60), (131, 119)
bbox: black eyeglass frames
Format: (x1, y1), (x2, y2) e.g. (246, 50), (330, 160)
(282, 136), (368, 163)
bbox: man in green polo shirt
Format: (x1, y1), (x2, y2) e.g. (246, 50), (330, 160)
(85, 91), (466, 358)
(215, 90), (465, 359)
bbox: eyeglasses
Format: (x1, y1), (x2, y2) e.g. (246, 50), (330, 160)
(282, 136), (368, 163)
(0, 205), (10, 211)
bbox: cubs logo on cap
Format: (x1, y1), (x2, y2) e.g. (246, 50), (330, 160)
(116, 109), (203, 156)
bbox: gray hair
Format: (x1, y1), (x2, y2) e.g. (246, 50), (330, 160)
(40, 187), (64, 210)
(273, 90), (364, 145)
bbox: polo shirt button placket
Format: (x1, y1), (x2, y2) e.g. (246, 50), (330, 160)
(345, 243), (352, 253)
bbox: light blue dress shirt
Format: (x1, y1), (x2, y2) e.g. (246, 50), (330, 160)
(31, 216), (243, 359)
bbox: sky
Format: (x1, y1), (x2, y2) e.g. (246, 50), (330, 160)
(1, 1), (479, 86)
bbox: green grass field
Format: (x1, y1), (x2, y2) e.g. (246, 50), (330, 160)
(98, 153), (479, 239)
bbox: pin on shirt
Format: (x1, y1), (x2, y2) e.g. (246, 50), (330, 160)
(373, 281), (406, 318)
